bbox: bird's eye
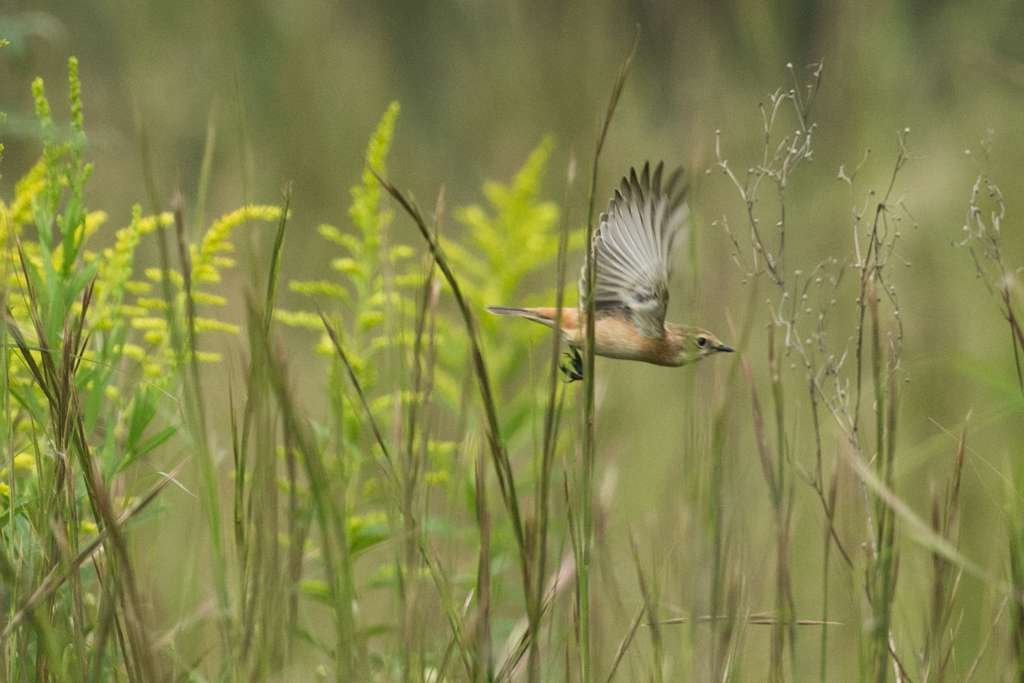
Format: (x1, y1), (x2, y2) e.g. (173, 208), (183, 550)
(696, 336), (708, 348)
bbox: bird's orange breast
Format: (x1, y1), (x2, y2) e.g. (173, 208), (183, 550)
(557, 310), (680, 366)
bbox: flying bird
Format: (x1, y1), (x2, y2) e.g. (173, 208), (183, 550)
(487, 161), (733, 381)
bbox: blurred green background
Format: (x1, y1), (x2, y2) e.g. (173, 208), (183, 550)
(4, 0), (1024, 678)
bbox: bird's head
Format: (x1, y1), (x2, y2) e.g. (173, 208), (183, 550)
(673, 326), (734, 365)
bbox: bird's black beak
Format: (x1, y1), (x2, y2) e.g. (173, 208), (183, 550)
(717, 344), (735, 353)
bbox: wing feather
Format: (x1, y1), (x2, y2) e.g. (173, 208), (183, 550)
(579, 161), (689, 338)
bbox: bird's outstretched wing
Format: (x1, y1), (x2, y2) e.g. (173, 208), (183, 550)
(580, 162), (689, 338)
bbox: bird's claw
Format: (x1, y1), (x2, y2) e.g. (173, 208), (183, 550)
(560, 347), (584, 383)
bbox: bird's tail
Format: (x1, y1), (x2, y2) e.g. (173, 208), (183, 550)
(485, 306), (558, 329)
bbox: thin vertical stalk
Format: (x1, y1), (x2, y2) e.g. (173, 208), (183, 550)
(580, 32), (638, 683)
(820, 464), (839, 683)
(0, 183), (12, 683)
(251, 298), (353, 681)
(628, 533), (661, 683)
(475, 446), (492, 682)
(708, 280), (757, 680)
(528, 159), (574, 683)
(400, 189), (442, 683)
(767, 324), (797, 681)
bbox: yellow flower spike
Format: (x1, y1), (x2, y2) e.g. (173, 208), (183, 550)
(131, 317), (168, 330)
(68, 57), (84, 130)
(136, 212), (174, 234)
(194, 205), (281, 278)
(121, 344), (146, 361)
(14, 453), (34, 471)
(9, 160), (47, 226)
(135, 297), (168, 310)
(194, 317), (239, 334)
(191, 265), (220, 283)
(273, 310), (325, 329)
(192, 291), (227, 306)
(84, 210), (107, 237)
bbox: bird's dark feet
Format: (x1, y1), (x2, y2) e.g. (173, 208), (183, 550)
(560, 347), (584, 383)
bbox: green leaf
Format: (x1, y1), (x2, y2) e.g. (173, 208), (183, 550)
(124, 384), (161, 457)
(299, 580), (332, 606)
(350, 515), (390, 556)
(119, 425), (178, 472)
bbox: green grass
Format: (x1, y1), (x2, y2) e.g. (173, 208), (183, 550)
(1, 55), (1023, 683)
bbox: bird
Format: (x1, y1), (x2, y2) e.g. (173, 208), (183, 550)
(486, 161), (733, 381)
